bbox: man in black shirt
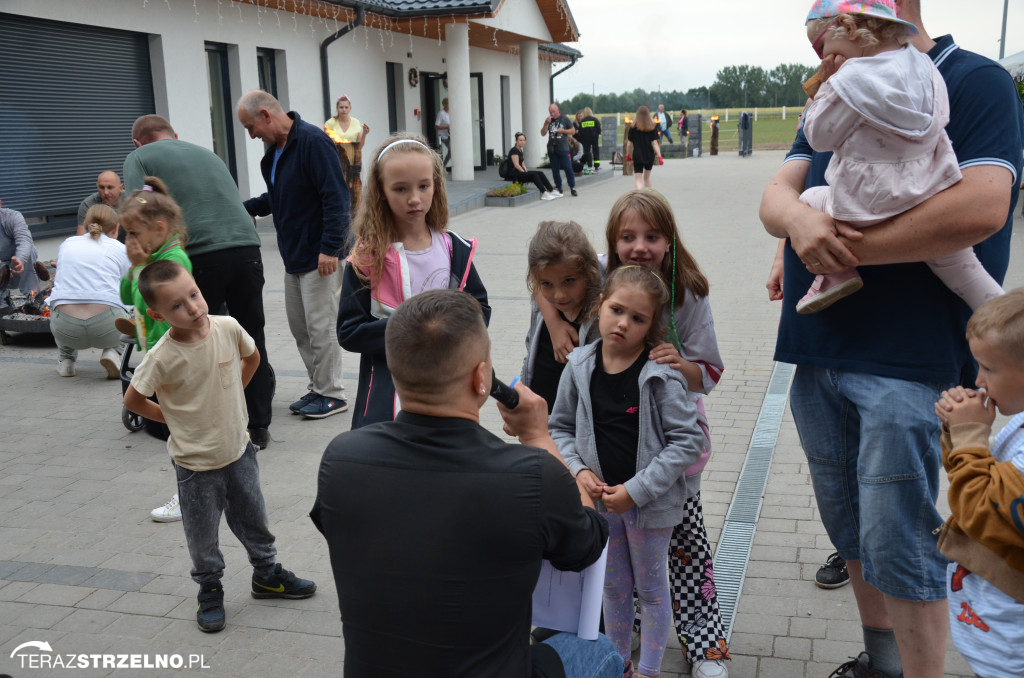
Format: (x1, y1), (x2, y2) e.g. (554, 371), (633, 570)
(311, 289), (620, 678)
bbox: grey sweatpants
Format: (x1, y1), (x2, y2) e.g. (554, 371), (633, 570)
(175, 443), (277, 585)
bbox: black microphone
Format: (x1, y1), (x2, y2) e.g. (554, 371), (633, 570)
(489, 371), (520, 409)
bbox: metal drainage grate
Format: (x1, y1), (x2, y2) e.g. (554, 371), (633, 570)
(713, 362), (794, 640)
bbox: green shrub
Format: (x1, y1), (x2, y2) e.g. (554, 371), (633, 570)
(487, 182), (528, 198)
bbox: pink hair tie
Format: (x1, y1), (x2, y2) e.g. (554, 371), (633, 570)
(142, 185), (154, 192)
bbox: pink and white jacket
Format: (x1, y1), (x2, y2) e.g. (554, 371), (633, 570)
(803, 45), (962, 223)
(338, 230), (490, 429)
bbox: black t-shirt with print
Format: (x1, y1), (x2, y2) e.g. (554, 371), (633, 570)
(590, 348), (646, 487)
(546, 114), (573, 152)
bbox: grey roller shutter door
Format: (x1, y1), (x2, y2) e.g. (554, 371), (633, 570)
(0, 12), (154, 221)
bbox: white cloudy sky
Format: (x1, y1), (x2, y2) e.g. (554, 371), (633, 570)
(554, 0), (1024, 99)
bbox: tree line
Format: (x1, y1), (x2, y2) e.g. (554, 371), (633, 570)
(559, 63), (818, 114)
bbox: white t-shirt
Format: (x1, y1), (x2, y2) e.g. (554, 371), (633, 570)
(435, 109), (450, 140)
(47, 234), (130, 309)
(947, 413), (1024, 678)
(131, 316), (256, 471)
(405, 229), (452, 295)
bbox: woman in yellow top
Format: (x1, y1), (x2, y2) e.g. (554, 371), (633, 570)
(324, 94), (369, 165)
(324, 94), (369, 218)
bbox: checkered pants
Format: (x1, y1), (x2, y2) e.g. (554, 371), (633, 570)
(633, 493), (730, 664)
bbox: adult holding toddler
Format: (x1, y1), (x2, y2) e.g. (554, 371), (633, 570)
(759, 0), (1024, 676)
(48, 204), (130, 379)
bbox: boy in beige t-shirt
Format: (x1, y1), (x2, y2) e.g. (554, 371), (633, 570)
(124, 260), (316, 633)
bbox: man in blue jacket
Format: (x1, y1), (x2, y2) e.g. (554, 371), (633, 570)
(239, 90), (350, 420)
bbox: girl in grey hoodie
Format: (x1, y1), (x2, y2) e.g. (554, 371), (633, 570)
(550, 266), (707, 678)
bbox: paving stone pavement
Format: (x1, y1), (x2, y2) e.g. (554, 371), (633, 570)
(2, 152), (1020, 677)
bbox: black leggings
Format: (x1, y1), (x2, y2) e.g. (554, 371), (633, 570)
(511, 169), (554, 193)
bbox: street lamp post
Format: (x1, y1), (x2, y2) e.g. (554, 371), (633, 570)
(1000, 0), (1008, 59)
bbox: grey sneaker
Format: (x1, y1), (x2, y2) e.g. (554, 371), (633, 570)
(816, 552), (850, 589)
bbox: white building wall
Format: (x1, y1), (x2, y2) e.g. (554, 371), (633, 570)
(474, 0), (552, 41)
(4, 0), (556, 197)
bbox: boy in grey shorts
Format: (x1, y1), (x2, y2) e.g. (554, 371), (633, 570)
(124, 260), (315, 632)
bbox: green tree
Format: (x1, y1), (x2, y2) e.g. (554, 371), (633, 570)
(767, 64), (819, 106)
(710, 65), (769, 108)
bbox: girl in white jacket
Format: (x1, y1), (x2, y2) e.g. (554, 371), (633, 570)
(794, 0), (1002, 314)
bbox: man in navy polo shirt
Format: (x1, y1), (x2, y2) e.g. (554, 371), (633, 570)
(759, 1), (1023, 677)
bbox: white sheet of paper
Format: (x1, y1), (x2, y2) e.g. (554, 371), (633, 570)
(530, 544), (608, 641)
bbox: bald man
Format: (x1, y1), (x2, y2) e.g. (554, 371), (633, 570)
(77, 171), (125, 230)
(238, 90), (350, 420)
(312, 289), (620, 678)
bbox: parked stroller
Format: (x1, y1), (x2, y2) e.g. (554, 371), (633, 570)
(118, 334), (170, 440)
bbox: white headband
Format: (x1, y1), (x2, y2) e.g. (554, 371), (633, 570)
(376, 138), (430, 163)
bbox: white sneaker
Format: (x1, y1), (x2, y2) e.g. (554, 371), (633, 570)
(57, 359), (76, 377)
(692, 659), (728, 678)
(100, 348), (119, 380)
(151, 494), (182, 523)
(541, 192), (557, 201)
(551, 191), (563, 199)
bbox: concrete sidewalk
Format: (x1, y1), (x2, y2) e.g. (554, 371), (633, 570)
(2, 152), (1018, 677)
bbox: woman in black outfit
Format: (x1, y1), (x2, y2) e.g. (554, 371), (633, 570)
(508, 132), (560, 200)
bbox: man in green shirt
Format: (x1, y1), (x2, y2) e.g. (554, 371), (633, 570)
(125, 115), (274, 451)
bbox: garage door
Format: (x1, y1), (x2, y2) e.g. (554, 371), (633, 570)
(0, 12), (154, 231)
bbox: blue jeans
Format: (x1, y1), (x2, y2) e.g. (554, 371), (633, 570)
(542, 631), (621, 678)
(789, 367), (950, 601)
(547, 149), (575, 191)
(660, 127), (673, 144)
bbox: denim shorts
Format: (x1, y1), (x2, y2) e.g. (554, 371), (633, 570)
(789, 366), (950, 601)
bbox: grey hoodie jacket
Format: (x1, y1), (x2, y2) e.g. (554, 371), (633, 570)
(549, 341), (706, 529)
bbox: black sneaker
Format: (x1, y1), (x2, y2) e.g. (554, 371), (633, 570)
(828, 652), (897, 678)
(248, 427), (270, 450)
(251, 564), (317, 599)
(289, 391), (318, 413)
(570, 188), (578, 197)
(816, 552), (850, 589)
(196, 582), (225, 633)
